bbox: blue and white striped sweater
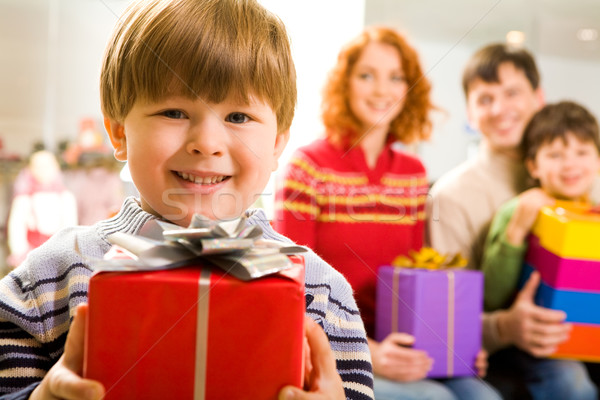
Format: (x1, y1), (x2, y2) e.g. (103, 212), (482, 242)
(0, 197), (374, 399)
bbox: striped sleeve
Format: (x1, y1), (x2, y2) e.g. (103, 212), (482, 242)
(0, 260), (92, 396)
(305, 280), (374, 400)
(304, 260), (374, 400)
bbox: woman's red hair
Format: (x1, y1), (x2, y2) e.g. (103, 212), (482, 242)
(322, 26), (434, 146)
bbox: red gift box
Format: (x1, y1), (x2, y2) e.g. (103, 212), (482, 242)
(83, 256), (305, 400)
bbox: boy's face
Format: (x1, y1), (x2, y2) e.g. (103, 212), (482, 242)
(106, 93), (289, 225)
(466, 62), (544, 154)
(527, 134), (600, 200)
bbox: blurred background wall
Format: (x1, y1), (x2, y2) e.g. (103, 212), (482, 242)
(0, 0), (599, 271)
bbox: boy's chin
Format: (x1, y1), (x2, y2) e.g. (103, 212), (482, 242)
(552, 190), (589, 202)
(172, 207), (250, 225)
(151, 195), (254, 224)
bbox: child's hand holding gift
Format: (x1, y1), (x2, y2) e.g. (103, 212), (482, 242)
(31, 305), (105, 400)
(505, 188), (555, 246)
(279, 317), (346, 400)
(31, 306), (345, 400)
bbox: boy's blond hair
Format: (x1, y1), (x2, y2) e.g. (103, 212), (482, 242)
(100, 0), (296, 133)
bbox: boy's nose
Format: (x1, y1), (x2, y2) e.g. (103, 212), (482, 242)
(562, 153), (577, 168)
(186, 122), (225, 156)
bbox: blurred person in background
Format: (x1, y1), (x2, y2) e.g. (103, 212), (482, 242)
(427, 43), (598, 400)
(7, 149), (77, 267)
(275, 26), (500, 400)
(62, 117), (125, 225)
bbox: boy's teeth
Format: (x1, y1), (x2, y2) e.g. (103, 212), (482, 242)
(177, 172), (225, 184)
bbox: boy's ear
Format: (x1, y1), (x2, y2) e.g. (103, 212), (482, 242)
(104, 117), (127, 161)
(271, 129), (290, 171)
(525, 158), (538, 179)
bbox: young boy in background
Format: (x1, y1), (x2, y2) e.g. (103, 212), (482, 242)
(483, 101), (600, 310)
(481, 100), (599, 399)
(0, 0), (374, 399)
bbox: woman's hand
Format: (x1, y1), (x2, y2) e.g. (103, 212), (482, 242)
(475, 349), (489, 377)
(369, 333), (432, 382)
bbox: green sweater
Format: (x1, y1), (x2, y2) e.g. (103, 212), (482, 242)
(482, 196), (528, 312)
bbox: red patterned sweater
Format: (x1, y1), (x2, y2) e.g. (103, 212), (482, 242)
(274, 138), (428, 336)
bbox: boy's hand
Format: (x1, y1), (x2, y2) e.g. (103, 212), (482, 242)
(475, 349), (488, 377)
(369, 333), (432, 382)
(278, 317), (345, 400)
(497, 271), (571, 358)
(505, 188), (554, 246)
(31, 304), (105, 400)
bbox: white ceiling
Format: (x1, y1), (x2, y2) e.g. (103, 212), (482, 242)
(365, 0), (600, 61)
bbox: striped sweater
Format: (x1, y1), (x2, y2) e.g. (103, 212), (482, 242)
(274, 138), (428, 337)
(0, 197), (374, 400)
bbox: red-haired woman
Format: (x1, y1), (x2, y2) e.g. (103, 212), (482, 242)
(275, 26), (500, 400)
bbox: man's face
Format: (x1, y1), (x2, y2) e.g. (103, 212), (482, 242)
(466, 62), (544, 154)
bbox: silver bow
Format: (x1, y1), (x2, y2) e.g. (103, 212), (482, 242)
(94, 214), (306, 281)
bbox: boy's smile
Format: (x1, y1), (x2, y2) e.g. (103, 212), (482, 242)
(106, 94), (288, 225)
(175, 171), (229, 186)
(174, 170), (231, 193)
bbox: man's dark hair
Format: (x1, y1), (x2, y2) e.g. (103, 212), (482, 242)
(462, 43), (540, 97)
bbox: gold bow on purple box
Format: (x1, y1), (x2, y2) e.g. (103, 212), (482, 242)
(93, 214), (306, 281)
(392, 247), (467, 270)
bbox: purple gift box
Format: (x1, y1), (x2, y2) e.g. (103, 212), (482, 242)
(375, 266), (483, 378)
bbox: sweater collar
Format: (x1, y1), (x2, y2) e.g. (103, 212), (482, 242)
(95, 197), (271, 241)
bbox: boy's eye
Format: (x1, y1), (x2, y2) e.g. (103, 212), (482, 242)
(226, 112), (250, 124)
(478, 95), (492, 106)
(161, 110), (186, 119)
(506, 89), (519, 97)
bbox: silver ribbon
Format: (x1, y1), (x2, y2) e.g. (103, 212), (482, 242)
(195, 268), (211, 400)
(94, 214), (306, 281)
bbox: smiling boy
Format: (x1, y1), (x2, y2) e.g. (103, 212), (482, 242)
(481, 101), (600, 399)
(0, 1), (374, 399)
